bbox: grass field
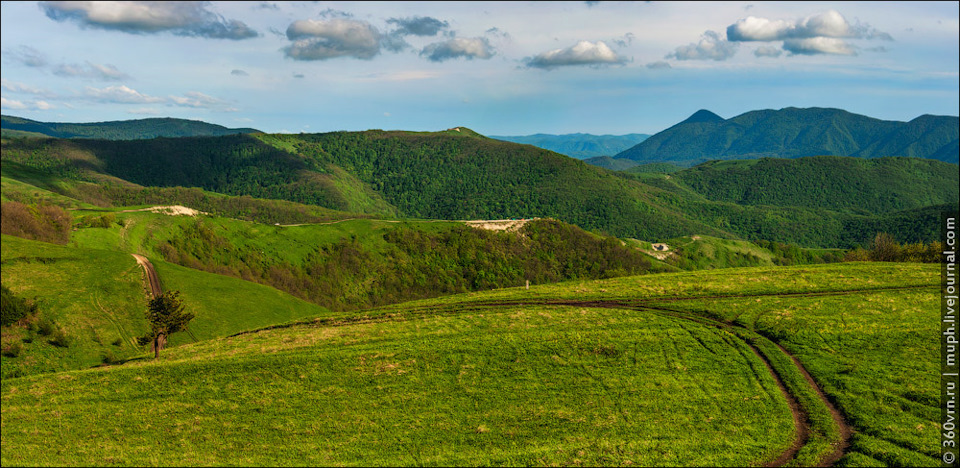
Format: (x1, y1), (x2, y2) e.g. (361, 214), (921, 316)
(1, 235), (331, 378)
(1, 262), (938, 466)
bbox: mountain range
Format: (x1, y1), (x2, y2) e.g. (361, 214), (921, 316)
(0, 115), (260, 140)
(611, 107), (959, 166)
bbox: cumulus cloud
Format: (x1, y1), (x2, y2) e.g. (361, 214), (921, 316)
(753, 45), (783, 58)
(727, 10), (891, 42)
(5, 46), (48, 67)
(524, 40), (626, 69)
(725, 10), (891, 56)
(387, 16), (449, 37)
(83, 85), (164, 104)
(645, 61), (671, 69)
(40, 1), (258, 39)
(53, 62), (129, 81)
(666, 31), (738, 61)
(421, 37), (495, 62)
(283, 18), (382, 60)
(783, 37), (857, 56)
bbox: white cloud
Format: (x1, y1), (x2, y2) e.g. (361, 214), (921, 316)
(421, 37), (495, 62)
(53, 62), (129, 81)
(727, 10), (892, 42)
(283, 18), (382, 60)
(666, 31), (738, 61)
(84, 85), (164, 104)
(783, 37), (857, 56)
(1, 79), (55, 97)
(524, 40), (625, 69)
(0, 97), (54, 111)
(40, 1), (258, 39)
(645, 61), (672, 69)
(1, 97), (28, 110)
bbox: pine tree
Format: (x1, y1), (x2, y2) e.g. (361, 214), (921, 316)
(144, 291), (194, 359)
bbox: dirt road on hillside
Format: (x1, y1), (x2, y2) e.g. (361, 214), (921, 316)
(132, 254), (162, 298)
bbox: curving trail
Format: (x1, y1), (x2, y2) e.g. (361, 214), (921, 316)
(131, 254), (162, 298)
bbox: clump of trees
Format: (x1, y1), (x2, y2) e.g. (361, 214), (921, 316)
(155, 218), (655, 312)
(843, 232), (942, 263)
(0, 201), (71, 244)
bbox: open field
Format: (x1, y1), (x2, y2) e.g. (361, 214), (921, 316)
(1, 262), (938, 466)
(0, 235), (331, 378)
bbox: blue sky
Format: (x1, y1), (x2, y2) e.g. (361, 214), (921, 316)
(1, 1), (957, 135)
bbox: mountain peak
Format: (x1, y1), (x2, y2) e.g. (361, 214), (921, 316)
(680, 109), (724, 124)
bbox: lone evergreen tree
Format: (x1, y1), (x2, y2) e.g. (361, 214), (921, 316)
(143, 291), (194, 359)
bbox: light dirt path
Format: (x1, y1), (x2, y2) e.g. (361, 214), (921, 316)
(131, 254), (162, 298)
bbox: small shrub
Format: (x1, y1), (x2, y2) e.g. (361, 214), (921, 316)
(1, 284), (38, 327)
(48, 328), (71, 348)
(2, 342), (23, 358)
(111, 337), (123, 347)
(37, 319), (55, 336)
(101, 350), (120, 365)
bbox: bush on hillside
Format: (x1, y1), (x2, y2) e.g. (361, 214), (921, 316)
(1, 284), (38, 327)
(0, 201), (71, 244)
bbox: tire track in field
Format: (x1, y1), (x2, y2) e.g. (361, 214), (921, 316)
(439, 298), (853, 467)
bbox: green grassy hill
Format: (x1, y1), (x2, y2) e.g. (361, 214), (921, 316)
(1, 262), (938, 466)
(0, 235), (332, 379)
(1, 115), (260, 140)
(616, 107), (959, 166)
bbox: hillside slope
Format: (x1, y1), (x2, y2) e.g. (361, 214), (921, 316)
(1, 115), (260, 140)
(671, 156), (959, 215)
(616, 107), (959, 166)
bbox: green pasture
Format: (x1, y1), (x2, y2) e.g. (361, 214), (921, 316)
(2, 304), (795, 467)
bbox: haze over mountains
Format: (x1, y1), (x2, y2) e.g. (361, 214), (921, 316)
(488, 133), (650, 159)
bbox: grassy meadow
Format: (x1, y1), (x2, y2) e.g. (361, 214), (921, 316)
(1, 262), (940, 466)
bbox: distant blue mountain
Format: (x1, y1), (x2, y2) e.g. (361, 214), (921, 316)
(615, 107), (959, 166)
(489, 133), (650, 159)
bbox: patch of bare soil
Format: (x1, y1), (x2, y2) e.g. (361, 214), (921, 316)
(463, 218), (536, 232)
(120, 205), (206, 216)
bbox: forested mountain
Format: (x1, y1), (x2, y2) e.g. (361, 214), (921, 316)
(671, 156), (958, 215)
(0, 115), (260, 140)
(489, 133), (649, 159)
(2, 128), (956, 247)
(615, 107), (960, 166)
